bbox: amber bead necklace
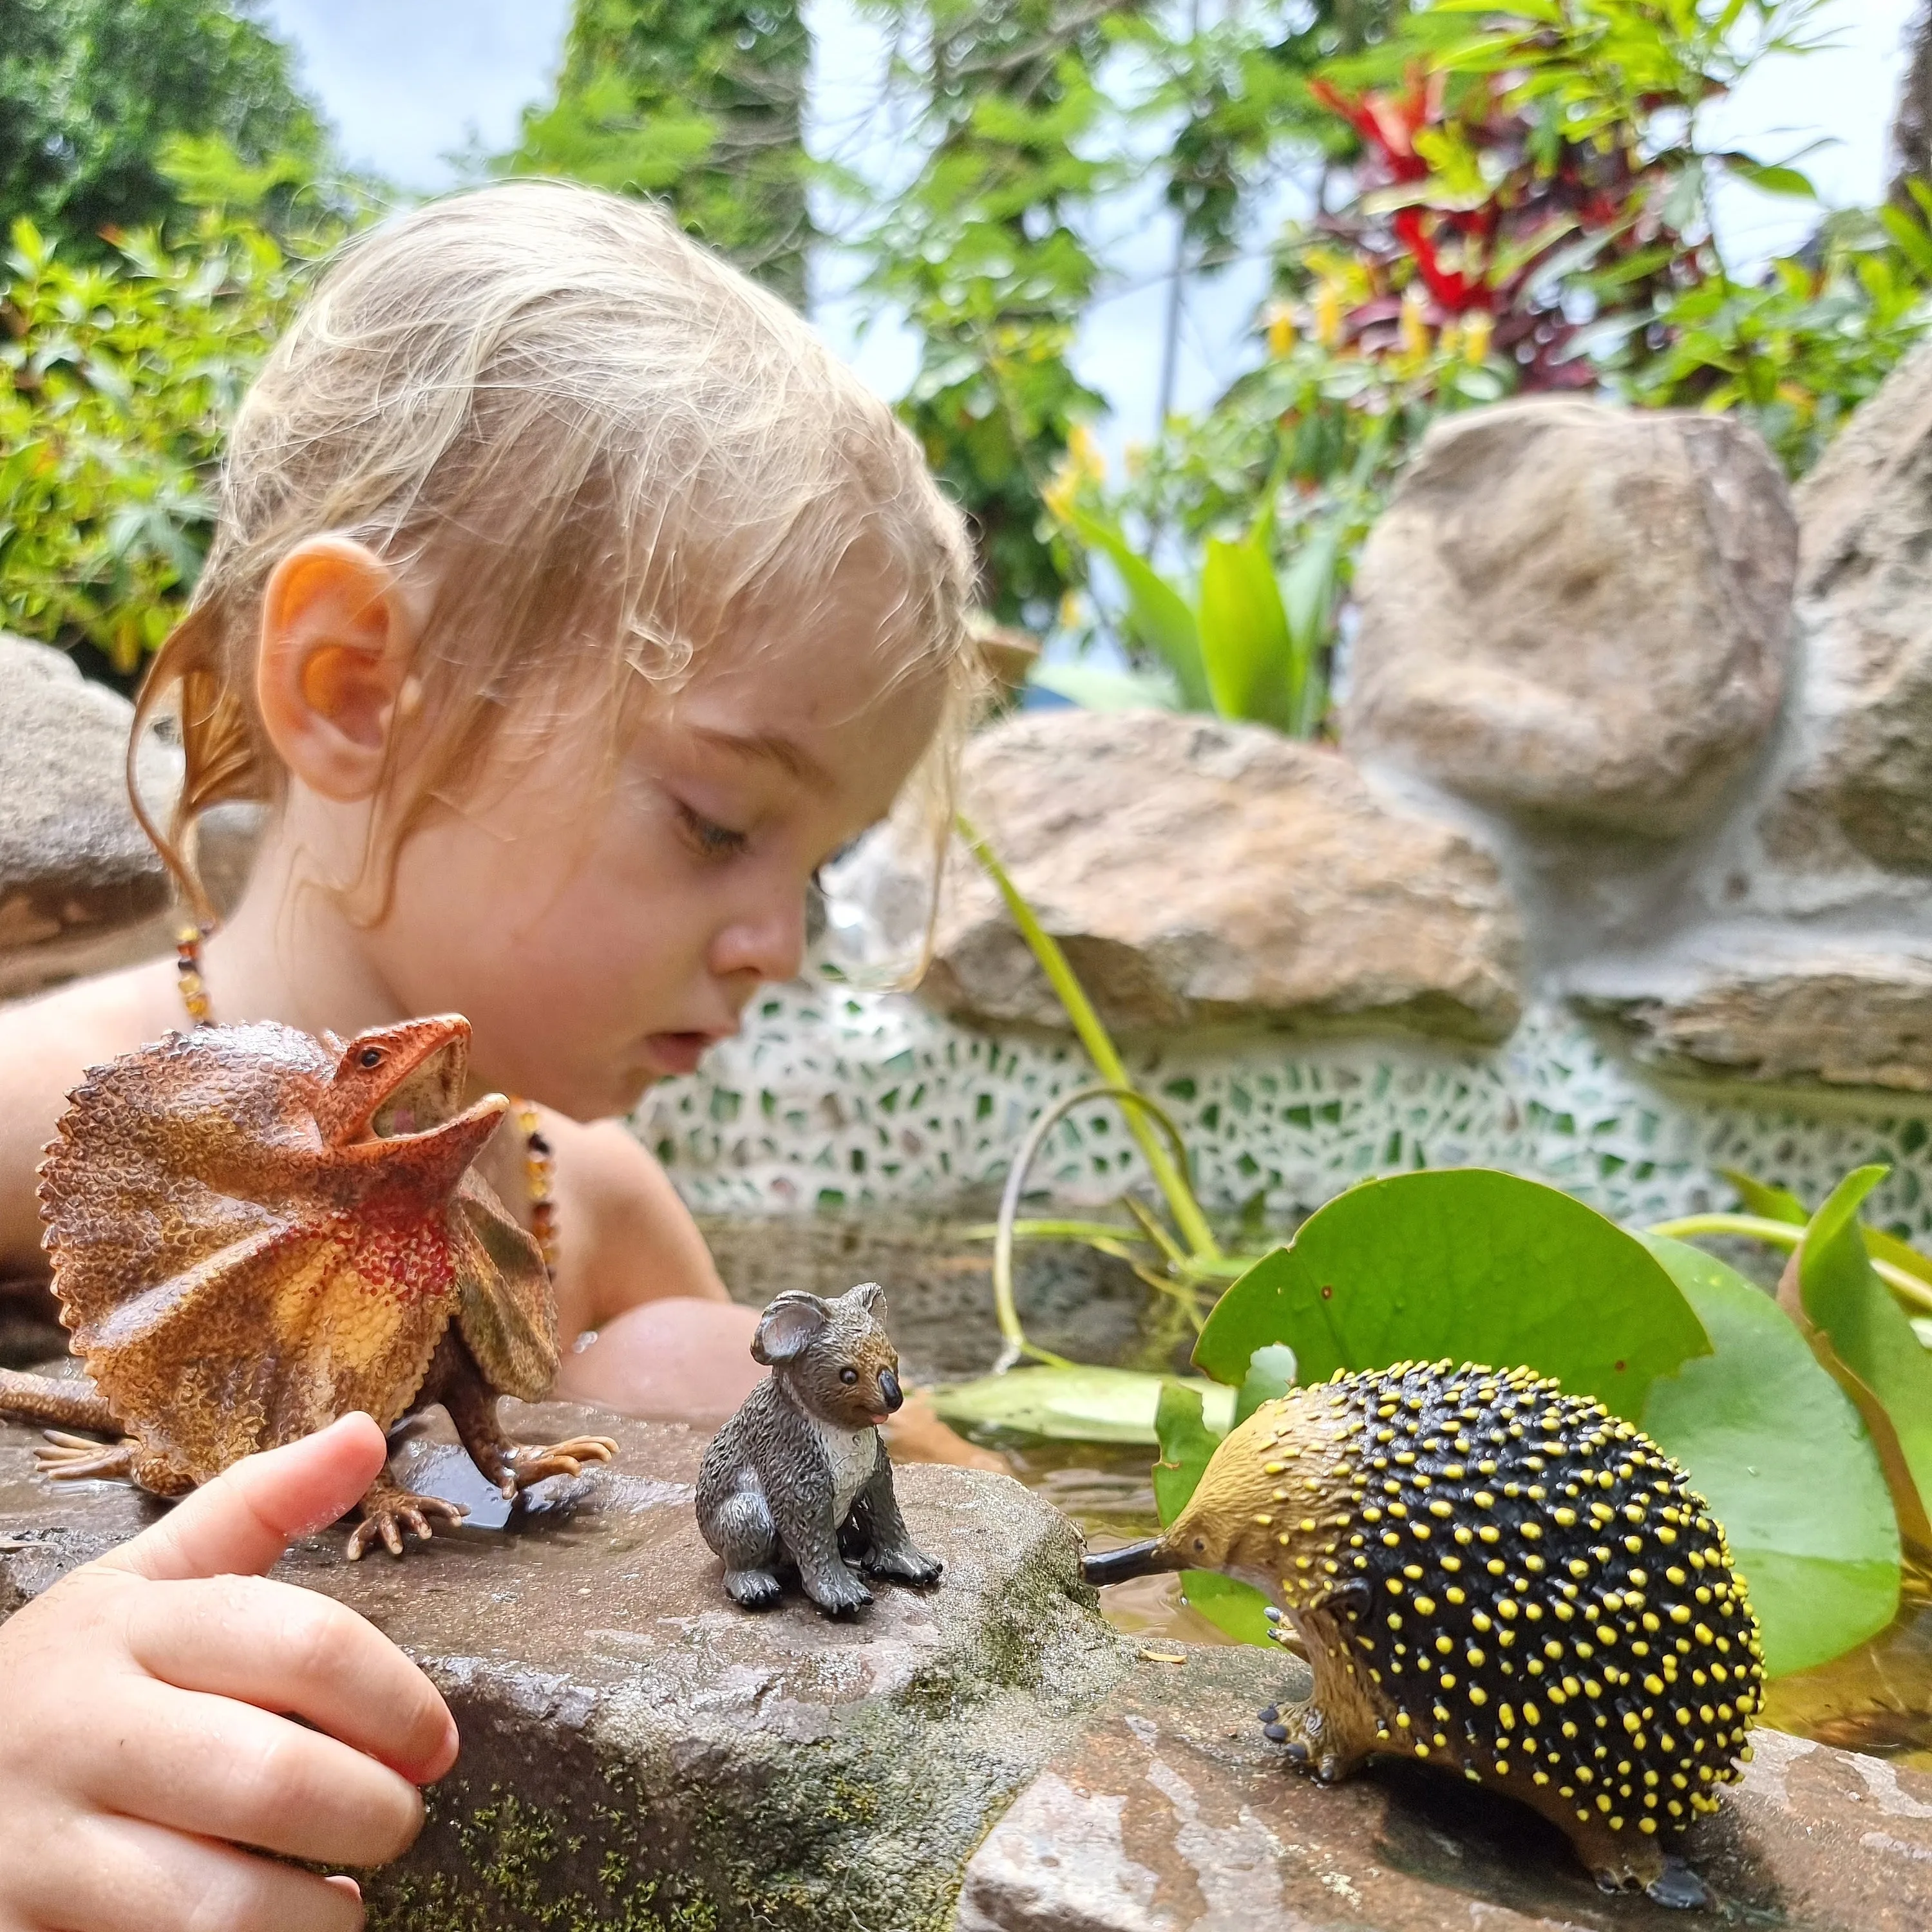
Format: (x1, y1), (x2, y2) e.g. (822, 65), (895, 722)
(175, 922), (559, 1273)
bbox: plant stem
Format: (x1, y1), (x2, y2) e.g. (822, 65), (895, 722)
(959, 813), (1222, 1262)
(1649, 1211), (1932, 1316)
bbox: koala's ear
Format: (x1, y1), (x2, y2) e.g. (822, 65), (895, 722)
(752, 1293), (831, 1365)
(844, 1281), (887, 1322)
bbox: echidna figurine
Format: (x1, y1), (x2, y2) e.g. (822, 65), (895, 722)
(1086, 1361), (1763, 1906)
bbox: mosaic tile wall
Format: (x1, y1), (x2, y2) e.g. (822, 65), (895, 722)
(638, 981), (1932, 1238)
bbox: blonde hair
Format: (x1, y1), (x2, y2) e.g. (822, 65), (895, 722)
(131, 178), (977, 924)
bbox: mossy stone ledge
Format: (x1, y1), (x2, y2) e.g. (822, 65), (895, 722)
(3, 1399), (1931, 1930)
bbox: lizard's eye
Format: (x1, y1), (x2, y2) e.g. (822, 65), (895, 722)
(358, 1046), (384, 1069)
(840, 1367), (858, 1385)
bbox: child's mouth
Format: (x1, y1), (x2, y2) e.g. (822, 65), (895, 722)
(643, 1032), (717, 1077)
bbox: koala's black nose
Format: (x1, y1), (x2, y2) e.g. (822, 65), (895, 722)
(878, 1368), (904, 1412)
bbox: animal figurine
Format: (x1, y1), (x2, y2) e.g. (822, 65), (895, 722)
(0, 1016), (616, 1558)
(1084, 1359), (1762, 1907)
(696, 1283), (942, 1615)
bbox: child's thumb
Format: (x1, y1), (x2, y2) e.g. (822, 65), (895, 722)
(98, 1414), (389, 1582)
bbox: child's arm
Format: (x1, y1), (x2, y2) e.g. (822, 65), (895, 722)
(542, 1115), (764, 1423)
(0, 1414), (457, 1932)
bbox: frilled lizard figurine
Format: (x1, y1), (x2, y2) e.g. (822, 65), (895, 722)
(0, 1015), (616, 1557)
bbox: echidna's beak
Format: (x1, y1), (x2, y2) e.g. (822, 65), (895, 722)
(1083, 1537), (1179, 1587)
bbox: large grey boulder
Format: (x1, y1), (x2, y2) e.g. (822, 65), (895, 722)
(0, 637), (260, 996)
(1343, 397), (1795, 838)
(1759, 341), (1932, 872)
(845, 708), (1524, 1045)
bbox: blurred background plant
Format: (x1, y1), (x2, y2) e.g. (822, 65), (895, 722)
(5, 0), (1932, 701)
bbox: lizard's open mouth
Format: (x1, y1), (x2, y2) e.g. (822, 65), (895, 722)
(368, 1038), (468, 1140)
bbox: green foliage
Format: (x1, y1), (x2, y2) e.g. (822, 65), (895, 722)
(1638, 1234), (1900, 1678)
(857, 0), (1115, 627)
(0, 0), (325, 250)
(1046, 470), (1347, 732)
(1151, 1380), (1275, 1643)
(1795, 1168), (1932, 1546)
(0, 208), (309, 669)
(1189, 1170), (1906, 1675)
(1193, 1170), (1711, 1412)
(515, 0), (812, 306)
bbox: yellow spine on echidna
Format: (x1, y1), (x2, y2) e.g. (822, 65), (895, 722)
(1084, 1360), (1764, 1902)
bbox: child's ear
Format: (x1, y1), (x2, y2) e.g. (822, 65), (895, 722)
(256, 536), (421, 802)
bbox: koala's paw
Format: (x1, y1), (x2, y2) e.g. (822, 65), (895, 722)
(808, 1575), (875, 1618)
(864, 1547), (943, 1588)
(724, 1567), (784, 1609)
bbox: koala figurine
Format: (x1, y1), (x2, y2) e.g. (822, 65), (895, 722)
(696, 1282), (943, 1616)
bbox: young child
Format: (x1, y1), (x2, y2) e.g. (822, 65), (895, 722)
(0, 179), (978, 1923)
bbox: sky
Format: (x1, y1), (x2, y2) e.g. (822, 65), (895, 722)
(262, 0), (1924, 450)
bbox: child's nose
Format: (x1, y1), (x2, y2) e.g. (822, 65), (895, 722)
(710, 889), (806, 986)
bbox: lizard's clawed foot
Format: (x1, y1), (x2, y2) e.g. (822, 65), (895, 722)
(498, 1435), (619, 1496)
(347, 1486), (468, 1560)
(35, 1431), (136, 1483)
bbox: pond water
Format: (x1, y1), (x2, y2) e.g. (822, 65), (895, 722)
(998, 1437), (1932, 1775)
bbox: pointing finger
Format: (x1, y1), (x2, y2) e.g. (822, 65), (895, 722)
(100, 1415), (388, 1582)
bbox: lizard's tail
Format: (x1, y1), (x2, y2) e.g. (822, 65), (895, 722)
(0, 1367), (118, 1435)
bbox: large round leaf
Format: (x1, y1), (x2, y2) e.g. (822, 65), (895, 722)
(1195, 1170), (1710, 1416)
(1638, 1234), (1900, 1678)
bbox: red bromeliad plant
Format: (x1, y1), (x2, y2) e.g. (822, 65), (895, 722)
(1297, 59), (1685, 388)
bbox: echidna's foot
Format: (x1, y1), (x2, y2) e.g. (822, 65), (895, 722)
(501, 1435), (619, 1496)
(35, 1431), (136, 1483)
(1644, 1857), (1711, 1911)
(1573, 1819), (1681, 1904)
(724, 1566), (783, 1609)
(347, 1484), (468, 1560)
(1258, 1694), (1357, 1783)
(1260, 1604), (1307, 1657)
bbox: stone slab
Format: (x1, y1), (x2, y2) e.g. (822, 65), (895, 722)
(1573, 945), (1932, 1092)
(0, 1400), (1128, 1931)
(957, 1648), (1932, 1932)
(846, 709), (1524, 1045)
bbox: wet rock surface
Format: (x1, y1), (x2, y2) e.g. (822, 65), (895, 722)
(3, 1396), (1927, 1928)
(959, 1649), (1932, 1932)
(853, 708), (1524, 1045)
(0, 1399), (1128, 1931)
(1344, 398), (1794, 838)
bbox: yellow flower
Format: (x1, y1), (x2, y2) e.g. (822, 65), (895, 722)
(1059, 589), (1085, 630)
(1463, 310), (1493, 367)
(1439, 321), (1463, 363)
(1314, 282), (1344, 348)
(1399, 288), (1430, 361)
(1066, 422), (1106, 482)
(1265, 303), (1297, 357)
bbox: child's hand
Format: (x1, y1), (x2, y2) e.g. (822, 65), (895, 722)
(0, 1413), (459, 1932)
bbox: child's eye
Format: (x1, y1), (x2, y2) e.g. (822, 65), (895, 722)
(676, 801), (750, 860)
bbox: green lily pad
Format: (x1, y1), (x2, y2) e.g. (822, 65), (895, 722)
(930, 1365), (1233, 1444)
(1153, 1380), (1273, 1646)
(1195, 1170), (1710, 1417)
(1638, 1234), (1900, 1678)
